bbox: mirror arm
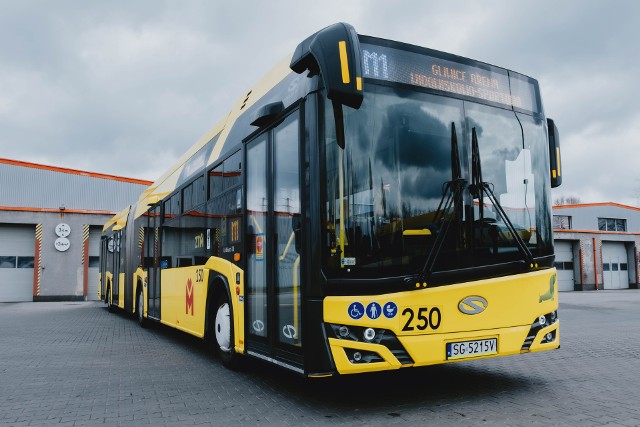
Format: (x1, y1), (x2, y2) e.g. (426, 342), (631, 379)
(332, 100), (346, 150)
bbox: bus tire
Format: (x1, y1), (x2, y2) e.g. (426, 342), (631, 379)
(137, 288), (147, 328)
(213, 293), (240, 369)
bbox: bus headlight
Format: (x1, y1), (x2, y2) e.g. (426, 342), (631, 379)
(541, 330), (557, 344)
(363, 328), (376, 342)
(338, 325), (350, 338)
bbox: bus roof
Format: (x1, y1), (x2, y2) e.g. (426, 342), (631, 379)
(133, 55), (295, 219)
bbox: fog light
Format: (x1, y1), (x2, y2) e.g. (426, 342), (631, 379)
(546, 333), (553, 341)
(363, 328), (376, 342)
(353, 351), (362, 362)
(338, 325), (350, 338)
(539, 315), (546, 326)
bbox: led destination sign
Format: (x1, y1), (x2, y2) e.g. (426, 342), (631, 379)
(361, 43), (539, 113)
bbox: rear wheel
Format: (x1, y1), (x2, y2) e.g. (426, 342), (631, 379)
(213, 293), (240, 369)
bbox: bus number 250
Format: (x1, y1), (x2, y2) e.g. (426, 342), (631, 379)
(401, 307), (442, 331)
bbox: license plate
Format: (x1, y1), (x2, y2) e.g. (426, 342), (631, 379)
(446, 338), (498, 360)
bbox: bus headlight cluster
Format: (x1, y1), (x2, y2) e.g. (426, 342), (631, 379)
(538, 311), (558, 327)
(540, 311), (558, 327)
(521, 311), (559, 352)
(328, 324), (385, 344)
(326, 323), (414, 365)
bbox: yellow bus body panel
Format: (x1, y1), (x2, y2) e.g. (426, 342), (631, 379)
(160, 266), (210, 338)
(324, 268), (559, 374)
(118, 272), (125, 308)
(156, 258), (245, 354)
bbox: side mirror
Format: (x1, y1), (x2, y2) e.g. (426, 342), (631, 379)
(291, 22), (363, 150)
(547, 118), (562, 188)
(290, 22), (363, 109)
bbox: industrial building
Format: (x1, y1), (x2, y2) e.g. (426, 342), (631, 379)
(553, 202), (640, 291)
(0, 158), (151, 302)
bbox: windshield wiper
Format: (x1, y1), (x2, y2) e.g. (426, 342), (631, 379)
(469, 127), (536, 268)
(414, 123), (466, 286)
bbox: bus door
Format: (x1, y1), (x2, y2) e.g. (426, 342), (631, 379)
(99, 236), (109, 300)
(111, 231), (121, 305)
(145, 205), (161, 319)
(245, 111), (303, 369)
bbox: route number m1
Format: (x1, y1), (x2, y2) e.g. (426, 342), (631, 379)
(362, 50), (389, 79)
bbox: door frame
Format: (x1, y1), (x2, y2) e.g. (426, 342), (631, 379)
(145, 204), (161, 319)
(243, 105), (305, 370)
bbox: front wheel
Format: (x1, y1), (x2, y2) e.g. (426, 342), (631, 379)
(213, 293), (240, 369)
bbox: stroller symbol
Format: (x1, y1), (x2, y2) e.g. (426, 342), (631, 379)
(383, 301), (398, 319)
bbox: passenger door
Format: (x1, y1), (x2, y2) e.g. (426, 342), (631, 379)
(245, 111), (303, 369)
(111, 231), (121, 305)
(145, 205), (161, 319)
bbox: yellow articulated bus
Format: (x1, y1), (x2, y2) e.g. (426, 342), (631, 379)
(99, 22), (562, 376)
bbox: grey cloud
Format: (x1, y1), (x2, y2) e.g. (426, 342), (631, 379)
(1, 0), (639, 205)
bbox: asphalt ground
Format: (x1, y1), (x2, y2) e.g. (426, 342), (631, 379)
(1, 290), (639, 426)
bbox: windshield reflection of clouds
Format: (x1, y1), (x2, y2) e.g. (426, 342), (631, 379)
(323, 85), (553, 280)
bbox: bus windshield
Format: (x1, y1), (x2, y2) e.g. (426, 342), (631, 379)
(323, 84), (553, 283)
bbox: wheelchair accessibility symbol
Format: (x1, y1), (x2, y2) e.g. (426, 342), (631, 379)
(348, 302), (365, 320)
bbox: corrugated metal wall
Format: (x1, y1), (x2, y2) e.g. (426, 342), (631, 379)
(0, 163), (148, 212)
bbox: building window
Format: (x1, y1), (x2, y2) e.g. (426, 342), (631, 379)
(88, 256), (100, 268)
(17, 256), (34, 268)
(0, 256), (16, 268)
(598, 218), (627, 232)
(554, 261), (574, 270)
(553, 215), (572, 230)
(0, 256), (32, 268)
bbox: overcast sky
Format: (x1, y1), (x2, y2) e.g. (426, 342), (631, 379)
(1, 1), (639, 205)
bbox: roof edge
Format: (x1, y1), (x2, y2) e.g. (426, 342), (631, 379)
(0, 205), (116, 215)
(0, 158), (153, 186)
(553, 202), (640, 212)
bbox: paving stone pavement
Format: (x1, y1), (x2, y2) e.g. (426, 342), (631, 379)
(1, 290), (639, 426)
